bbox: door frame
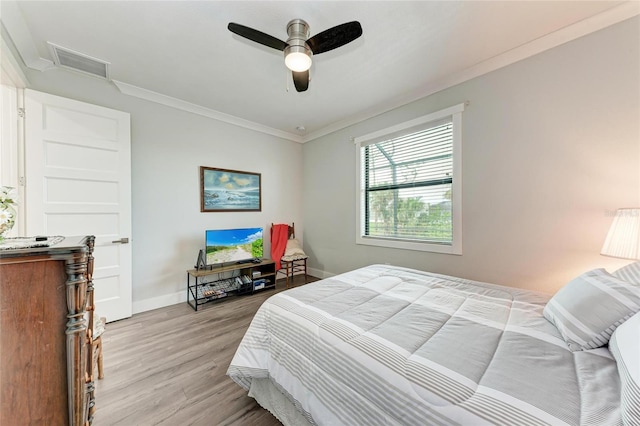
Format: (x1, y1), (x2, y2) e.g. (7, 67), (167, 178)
(0, 37), (26, 236)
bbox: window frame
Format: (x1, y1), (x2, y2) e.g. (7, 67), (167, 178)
(354, 103), (464, 255)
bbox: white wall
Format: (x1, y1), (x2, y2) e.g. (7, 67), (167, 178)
(23, 69), (303, 312)
(13, 15), (640, 305)
(302, 17), (640, 294)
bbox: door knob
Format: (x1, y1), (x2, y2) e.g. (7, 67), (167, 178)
(111, 237), (129, 244)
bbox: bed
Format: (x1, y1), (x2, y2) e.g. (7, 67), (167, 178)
(227, 264), (640, 425)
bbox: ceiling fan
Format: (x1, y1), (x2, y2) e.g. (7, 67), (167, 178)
(227, 19), (363, 92)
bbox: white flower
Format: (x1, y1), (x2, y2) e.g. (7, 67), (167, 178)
(0, 186), (17, 207)
(0, 208), (12, 224)
(0, 187), (16, 238)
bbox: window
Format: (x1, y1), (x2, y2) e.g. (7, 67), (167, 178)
(355, 103), (464, 254)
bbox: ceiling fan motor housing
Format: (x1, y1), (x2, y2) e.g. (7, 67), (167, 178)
(284, 19), (312, 71)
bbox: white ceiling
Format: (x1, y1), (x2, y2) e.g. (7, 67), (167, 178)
(2, 1), (638, 142)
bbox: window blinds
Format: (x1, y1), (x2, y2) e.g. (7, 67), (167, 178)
(363, 118), (453, 243)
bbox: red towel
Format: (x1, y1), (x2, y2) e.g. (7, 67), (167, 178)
(270, 224), (290, 270)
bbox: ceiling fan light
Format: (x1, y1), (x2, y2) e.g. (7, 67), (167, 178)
(284, 43), (312, 72)
(285, 51), (312, 72)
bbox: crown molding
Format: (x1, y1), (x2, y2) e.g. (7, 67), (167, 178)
(1, 34), (28, 88)
(112, 80), (303, 143)
(301, 1), (640, 143)
(0, 1), (53, 72)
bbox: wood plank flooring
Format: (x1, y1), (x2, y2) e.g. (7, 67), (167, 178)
(93, 275), (317, 426)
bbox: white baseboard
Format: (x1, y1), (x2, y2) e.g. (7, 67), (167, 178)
(133, 289), (187, 314)
(308, 267), (334, 280)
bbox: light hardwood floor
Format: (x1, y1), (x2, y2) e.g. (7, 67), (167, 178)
(94, 275), (316, 426)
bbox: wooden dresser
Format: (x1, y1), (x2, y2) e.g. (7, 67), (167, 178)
(0, 235), (96, 426)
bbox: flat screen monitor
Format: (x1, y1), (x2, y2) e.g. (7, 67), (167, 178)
(205, 227), (263, 265)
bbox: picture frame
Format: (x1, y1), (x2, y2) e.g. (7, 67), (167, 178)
(200, 166), (262, 212)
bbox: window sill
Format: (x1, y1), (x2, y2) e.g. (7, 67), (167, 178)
(356, 235), (462, 255)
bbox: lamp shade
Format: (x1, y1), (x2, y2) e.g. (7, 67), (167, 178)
(601, 208), (640, 260)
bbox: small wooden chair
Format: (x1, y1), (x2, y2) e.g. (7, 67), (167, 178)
(272, 223), (308, 288)
(92, 315), (106, 379)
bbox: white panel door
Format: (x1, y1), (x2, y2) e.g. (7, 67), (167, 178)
(25, 89), (132, 321)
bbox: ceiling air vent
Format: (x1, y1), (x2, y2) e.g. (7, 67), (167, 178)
(48, 43), (110, 80)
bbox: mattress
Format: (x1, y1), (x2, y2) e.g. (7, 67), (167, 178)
(227, 264), (622, 425)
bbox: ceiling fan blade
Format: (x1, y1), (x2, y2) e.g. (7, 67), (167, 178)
(307, 21), (363, 55)
(227, 22), (287, 51)
(292, 70), (309, 92)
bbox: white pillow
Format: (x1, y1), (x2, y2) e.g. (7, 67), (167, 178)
(609, 311), (640, 424)
(543, 269), (640, 351)
(613, 261), (640, 285)
(283, 238), (306, 257)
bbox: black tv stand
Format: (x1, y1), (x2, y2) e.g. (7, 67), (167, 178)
(186, 259), (276, 311)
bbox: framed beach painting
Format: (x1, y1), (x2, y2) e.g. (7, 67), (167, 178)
(200, 167), (262, 212)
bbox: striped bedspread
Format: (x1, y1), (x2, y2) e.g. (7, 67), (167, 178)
(227, 265), (622, 425)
